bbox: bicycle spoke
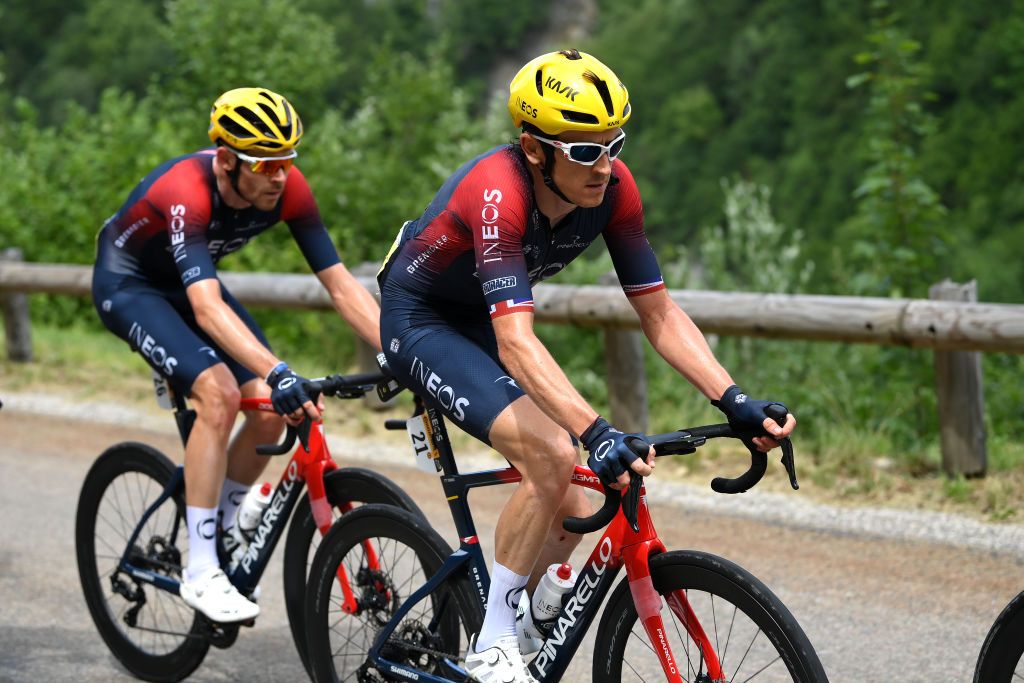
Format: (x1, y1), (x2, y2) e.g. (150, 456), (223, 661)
(735, 651), (782, 683)
(727, 624), (761, 683)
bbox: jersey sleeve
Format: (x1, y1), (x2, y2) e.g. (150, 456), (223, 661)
(280, 167), (343, 273)
(146, 165), (217, 287)
(458, 164), (535, 319)
(603, 161), (666, 298)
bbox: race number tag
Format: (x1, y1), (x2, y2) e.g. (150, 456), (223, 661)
(407, 414), (441, 474)
(152, 369), (173, 410)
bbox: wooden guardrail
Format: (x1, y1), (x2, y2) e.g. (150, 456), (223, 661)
(4, 254), (1023, 475)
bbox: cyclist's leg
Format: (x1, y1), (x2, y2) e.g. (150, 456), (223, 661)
(382, 305), (581, 678)
(523, 476), (589, 594)
(95, 278), (258, 620)
(213, 287), (285, 487)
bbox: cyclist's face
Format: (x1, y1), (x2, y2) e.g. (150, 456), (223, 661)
(538, 128), (621, 208)
(235, 156), (289, 211)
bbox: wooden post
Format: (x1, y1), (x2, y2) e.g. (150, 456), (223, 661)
(930, 279), (987, 477)
(1, 248), (33, 362)
(599, 273), (648, 433)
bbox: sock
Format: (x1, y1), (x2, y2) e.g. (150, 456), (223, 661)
(218, 478), (251, 535)
(185, 505), (219, 581)
(476, 561), (529, 651)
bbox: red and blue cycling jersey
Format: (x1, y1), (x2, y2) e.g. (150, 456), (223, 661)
(94, 148), (340, 288)
(380, 145), (665, 319)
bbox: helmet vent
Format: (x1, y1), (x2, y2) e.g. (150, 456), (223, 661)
(235, 106), (276, 138)
(534, 69), (544, 96)
(583, 70), (615, 117)
(559, 49), (583, 61)
(561, 110), (599, 125)
(257, 101), (292, 139)
(217, 114), (255, 140)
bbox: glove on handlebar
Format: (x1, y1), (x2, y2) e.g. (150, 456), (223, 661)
(711, 385), (789, 431)
(580, 417), (649, 486)
(266, 362), (313, 416)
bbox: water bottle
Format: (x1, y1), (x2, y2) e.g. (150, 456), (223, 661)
(231, 482), (273, 547)
(516, 592), (544, 654)
(531, 563), (577, 635)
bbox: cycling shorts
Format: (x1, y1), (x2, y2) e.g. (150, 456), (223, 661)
(380, 281), (526, 446)
(92, 269), (271, 396)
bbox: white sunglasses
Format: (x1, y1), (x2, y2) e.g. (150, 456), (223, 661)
(530, 131), (626, 166)
(233, 149), (298, 176)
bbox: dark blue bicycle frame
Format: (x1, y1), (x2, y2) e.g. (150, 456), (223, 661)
(116, 462), (306, 597)
(114, 399), (307, 599)
(364, 406), (626, 682)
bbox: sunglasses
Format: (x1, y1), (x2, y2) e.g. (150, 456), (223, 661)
(531, 130), (626, 166)
(233, 149), (297, 176)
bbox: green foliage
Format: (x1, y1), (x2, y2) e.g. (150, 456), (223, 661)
(840, 0), (949, 298)
(160, 0), (342, 124)
(2, 0), (1023, 492)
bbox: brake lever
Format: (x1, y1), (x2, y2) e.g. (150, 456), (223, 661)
(779, 438), (798, 490)
(622, 472), (643, 533)
(763, 404), (798, 490)
(296, 418), (313, 453)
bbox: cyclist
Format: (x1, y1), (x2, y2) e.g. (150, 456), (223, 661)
(378, 50), (796, 681)
(92, 87), (381, 623)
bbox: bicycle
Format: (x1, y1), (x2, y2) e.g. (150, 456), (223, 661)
(304, 395), (829, 682)
(974, 589), (1024, 682)
(75, 369), (421, 683)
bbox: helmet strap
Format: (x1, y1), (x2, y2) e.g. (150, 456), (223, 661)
(226, 160), (256, 206)
(539, 145), (574, 205)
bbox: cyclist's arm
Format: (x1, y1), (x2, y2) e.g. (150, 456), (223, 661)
(630, 289), (791, 442)
(185, 278), (284, 380)
(315, 263), (382, 351)
(630, 288), (733, 400)
(492, 310), (599, 438)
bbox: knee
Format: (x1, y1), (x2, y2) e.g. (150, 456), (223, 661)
(245, 407), (284, 437)
(522, 440), (578, 498)
(193, 382), (241, 431)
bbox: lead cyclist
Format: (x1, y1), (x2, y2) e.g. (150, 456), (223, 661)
(377, 49), (797, 682)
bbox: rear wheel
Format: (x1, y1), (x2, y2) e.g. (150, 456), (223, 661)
(75, 443), (208, 682)
(304, 504), (483, 683)
(974, 590), (1024, 683)
(593, 550), (827, 682)
(282, 467), (423, 677)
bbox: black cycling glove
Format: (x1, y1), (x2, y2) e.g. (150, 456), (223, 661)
(711, 385), (789, 431)
(266, 362), (313, 416)
(580, 417), (649, 486)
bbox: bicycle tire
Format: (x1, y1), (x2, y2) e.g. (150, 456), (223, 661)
(282, 466), (424, 677)
(974, 590), (1024, 683)
(593, 550), (827, 683)
(304, 504), (483, 683)
(75, 442), (209, 682)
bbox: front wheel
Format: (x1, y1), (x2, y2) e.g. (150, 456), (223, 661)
(282, 467), (424, 677)
(304, 504), (483, 683)
(75, 443), (209, 682)
(974, 590), (1024, 683)
(593, 550), (828, 682)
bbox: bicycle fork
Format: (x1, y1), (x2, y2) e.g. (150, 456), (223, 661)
(624, 544), (725, 683)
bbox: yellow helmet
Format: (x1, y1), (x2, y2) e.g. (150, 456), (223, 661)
(508, 49), (631, 135)
(208, 87), (303, 153)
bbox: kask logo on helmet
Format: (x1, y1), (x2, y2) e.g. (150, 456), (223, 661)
(544, 77), (580, 102)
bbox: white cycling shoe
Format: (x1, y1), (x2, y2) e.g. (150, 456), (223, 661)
(179, 568), (260, 623)
(464, 634), (538, 683)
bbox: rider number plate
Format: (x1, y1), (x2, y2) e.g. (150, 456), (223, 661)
(407, 414), (441, 474)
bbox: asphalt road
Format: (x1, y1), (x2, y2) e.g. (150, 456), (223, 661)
(1, 404), (1021, 682)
